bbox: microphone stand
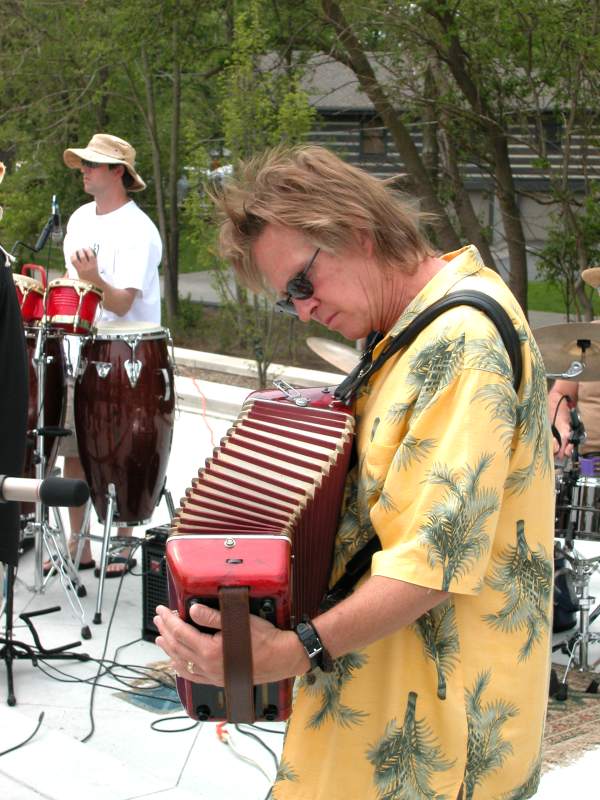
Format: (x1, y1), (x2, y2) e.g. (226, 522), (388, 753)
(0, 563), (91, 707)
(0, 326), (92, 707)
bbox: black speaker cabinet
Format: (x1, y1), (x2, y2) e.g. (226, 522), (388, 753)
(141, 524), (171, 641)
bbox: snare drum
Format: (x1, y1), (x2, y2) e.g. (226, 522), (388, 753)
(46, 278), (103, 334)
(13, 274), (45, 324)
(74, 321), (175, 525)
(23, 328), (67, 493)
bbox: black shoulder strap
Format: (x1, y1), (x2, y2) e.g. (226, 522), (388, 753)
(334, 290), (522, 406)
(325, 290), (523, 607)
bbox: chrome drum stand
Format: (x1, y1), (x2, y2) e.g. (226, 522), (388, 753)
(22, 324), (91, 639)
(552, 541), (600, 700)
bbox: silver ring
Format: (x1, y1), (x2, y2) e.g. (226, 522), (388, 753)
(187, 661), (196, 674)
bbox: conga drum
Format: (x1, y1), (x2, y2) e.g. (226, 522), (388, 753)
(13, 274), (45, 324)
(74, 321), (175, 525)
(22, 328), (67, 510)
(46, 278), (103, 334)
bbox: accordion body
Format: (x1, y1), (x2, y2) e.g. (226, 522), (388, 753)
(166, 385), (355, 722)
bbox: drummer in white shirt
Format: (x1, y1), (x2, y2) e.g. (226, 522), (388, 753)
(45, 133), (162, 578)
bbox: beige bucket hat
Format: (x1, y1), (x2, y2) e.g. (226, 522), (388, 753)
(582, 267), (600, 289)
(63, 133), (146, 191)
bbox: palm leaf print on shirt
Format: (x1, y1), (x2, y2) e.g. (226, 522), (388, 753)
(505, 338), (552, 493)
(464, 671), (518, 800)
(408, 333), (465, 416)
(413, 602), (459, 700)
(367, 691), (454, 800)
(419, 454), (499, 591)
(393, 435), (437, 472)
(484, 520), (552, 661)
(300, 651), (369, 729)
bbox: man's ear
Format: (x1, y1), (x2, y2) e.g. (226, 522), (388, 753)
(355, 229), (374, 257)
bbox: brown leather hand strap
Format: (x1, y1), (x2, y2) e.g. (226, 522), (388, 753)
(219, 586), (255, 723)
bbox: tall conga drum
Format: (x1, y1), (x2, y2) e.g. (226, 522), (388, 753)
(22, 328), (67, 511)
(74, 321), (175, 525)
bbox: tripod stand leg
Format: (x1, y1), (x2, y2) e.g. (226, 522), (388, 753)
(1, 564), (17, 706)
(94, 483), (117, 625)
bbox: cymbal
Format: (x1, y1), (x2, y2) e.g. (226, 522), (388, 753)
(534, 322), (600, 381)
(306, 337), (360, 374)
(582, 267), (600, 288)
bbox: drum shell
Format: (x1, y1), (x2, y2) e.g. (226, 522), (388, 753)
(46, 278), (102, 334)
(23, 330), (67, 509)
(14, 275), (44, 324)
(565, 476), (600, 541)
(75, 331), (175, 524)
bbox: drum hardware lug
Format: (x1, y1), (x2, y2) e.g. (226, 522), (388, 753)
(92, 361), (112, 379)
(124, 359), (142, 388)
(76, 357), (88, 379)
(224, 538), (236, 548)
(159, 368), (171, 401)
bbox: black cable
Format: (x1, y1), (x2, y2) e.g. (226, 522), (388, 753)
(150, 715), (200, 733)
(80, 548), (137, 744)
(0, 712), (44, 757)
(551, 393), (569, 451)
(234, 724), (280, 771)
(33, 659), (179, 705)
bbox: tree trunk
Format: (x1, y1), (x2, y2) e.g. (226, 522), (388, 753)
(165, 11), (182, 320)
(140, 47), (172, 319)
(321, 0), (461, 252)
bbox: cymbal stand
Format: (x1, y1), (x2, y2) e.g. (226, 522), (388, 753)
(25, 324), (91, 639)
(553, 542), (600, 698)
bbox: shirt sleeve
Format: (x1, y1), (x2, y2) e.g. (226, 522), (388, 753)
(369, 367), (515, 595)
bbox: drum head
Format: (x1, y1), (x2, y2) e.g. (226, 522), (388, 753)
(14, 274), (44, 293)
(95, 320), (167, 339)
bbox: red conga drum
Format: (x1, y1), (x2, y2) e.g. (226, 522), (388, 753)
(74, 321), (175, 525)
(22, 328), (67, 510)
(13, 274), (45, 324)
(46, 278), (103, 334)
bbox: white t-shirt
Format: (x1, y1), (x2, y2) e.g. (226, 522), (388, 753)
(63, 200), (162, 324)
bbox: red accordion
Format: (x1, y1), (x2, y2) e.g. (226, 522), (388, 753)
(166, 385), (354, 723)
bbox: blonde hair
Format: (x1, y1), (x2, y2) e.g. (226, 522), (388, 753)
(212, 145), (434, 292)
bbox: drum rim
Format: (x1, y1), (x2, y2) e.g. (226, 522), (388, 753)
(46, 314), (95, 332)
(48, 277), (103, 296)
(88, 323), (170, 341)
(13, 274), (45, 293)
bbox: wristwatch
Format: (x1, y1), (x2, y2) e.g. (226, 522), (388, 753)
(294, 618), (333, 673)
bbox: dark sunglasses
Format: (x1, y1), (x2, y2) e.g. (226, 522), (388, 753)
(274, 248), (320, 316)
(80, 159), (104, 169)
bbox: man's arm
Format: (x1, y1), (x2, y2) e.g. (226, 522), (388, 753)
(548, 379), (579, 458)
(70, 247), (137, 316)
(154, 576), (449, 686)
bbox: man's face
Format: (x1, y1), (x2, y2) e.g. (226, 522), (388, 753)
(79, 161), (122, 197)
(252, 223), (385, 341)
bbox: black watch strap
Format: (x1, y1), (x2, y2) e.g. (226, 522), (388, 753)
(294, 618), (333, 673)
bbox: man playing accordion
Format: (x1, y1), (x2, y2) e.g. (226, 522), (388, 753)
(155, 145), (554, 800)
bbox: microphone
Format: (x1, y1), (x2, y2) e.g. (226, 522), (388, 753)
(565, 395), (586, 444)
(51, 195), (63, 243)
(0, 475), (90, 507)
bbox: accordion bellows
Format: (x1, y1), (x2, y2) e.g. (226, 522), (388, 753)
(166, 386), (355, 722)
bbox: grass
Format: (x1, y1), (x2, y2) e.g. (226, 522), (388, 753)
(528, 280), (600, 315)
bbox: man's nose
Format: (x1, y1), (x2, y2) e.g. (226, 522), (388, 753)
(293, 296), (318, 323)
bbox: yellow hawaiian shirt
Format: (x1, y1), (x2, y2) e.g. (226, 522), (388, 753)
(273, 246), (554, 800)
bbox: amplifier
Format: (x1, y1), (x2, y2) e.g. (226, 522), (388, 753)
(141, 524), (171, 641)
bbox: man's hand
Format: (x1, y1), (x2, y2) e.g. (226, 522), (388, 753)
(71, 247), (101, 285)
(153, 603), (307, 686)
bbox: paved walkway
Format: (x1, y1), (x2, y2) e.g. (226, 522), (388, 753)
(172, 270), (568, 329)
